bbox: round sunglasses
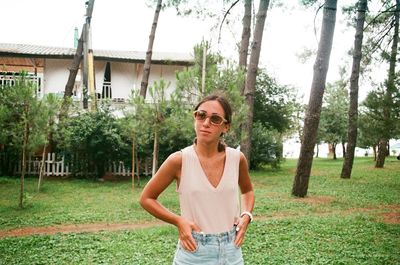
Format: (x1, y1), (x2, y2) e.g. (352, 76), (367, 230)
(193, 110), (227, 126)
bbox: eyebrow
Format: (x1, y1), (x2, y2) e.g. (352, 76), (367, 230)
(198, 109), (223, 116)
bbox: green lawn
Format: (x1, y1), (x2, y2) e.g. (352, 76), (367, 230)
(0, 157), (399, 264)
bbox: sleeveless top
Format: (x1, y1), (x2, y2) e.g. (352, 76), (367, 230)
(178, 145), (241, 233)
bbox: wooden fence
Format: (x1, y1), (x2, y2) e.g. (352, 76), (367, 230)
(15, 153), (132, 177)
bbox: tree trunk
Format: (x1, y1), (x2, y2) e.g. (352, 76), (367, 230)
(20, 106), (30, 208)
(152, 129), (159, 177)
(292, 0), (337, 197)
(240, 0), (270, 165)
(332, 143), (337, 160)
(132, 137), (135, 191)
(135, 144), (140, 187)
(375, 0), (399, 168)
(315, 144), (319, 158)
(201, 43), (207, 95)
(373, 145), (377, 161)
(239, 0), (252, 95)
(342, 141), (346, 158)
(140, 0), (162, 98)
(376, 138), (387, 167)
(37, 143), (47, 192)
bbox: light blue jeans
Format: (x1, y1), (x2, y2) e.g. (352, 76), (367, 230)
(173, 227), (244, 265)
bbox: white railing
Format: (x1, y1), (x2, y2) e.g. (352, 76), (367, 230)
(0, 74), (43, 98)
(102, 81), (112, 99)
(15, 153), (132, 177)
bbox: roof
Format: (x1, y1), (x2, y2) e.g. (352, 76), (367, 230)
(0, 43), (194, 66)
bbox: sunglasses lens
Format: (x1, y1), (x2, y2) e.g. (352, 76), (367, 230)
(195, 110), (207, 120)
(210, 115), (223, 125)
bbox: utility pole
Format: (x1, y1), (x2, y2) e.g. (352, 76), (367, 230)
(82, 0), (96, 110)
(60, 0), (95, 118)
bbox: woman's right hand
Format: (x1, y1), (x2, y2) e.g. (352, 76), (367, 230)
(177, 217), (201, 252)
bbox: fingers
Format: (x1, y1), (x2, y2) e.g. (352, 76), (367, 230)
(177, 218), (199, 252)
(179, 232), (197, 252)
(234, 228), (245, 247)
(234, 217), (250, 247)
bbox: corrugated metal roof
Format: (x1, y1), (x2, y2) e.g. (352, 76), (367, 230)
(0, 43), (194, 66)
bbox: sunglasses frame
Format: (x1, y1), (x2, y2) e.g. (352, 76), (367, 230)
(193, 110), (228, 126)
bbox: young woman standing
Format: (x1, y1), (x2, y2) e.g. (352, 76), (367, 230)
(140, 94), (254, 264)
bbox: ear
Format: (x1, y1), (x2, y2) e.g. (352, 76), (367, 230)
(223, 123), (230, 134)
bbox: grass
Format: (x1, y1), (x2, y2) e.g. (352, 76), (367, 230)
(0, 156), (399, 264)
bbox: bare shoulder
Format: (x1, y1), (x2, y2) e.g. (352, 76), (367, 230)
(167, 151), (182, 168)
(239, 151), (248, 164)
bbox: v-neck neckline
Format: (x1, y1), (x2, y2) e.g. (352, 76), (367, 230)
(192, 145), (227, 190)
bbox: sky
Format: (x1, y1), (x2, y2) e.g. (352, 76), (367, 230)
(1, 0), (388, 102)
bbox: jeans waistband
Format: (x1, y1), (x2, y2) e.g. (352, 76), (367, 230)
(192, 227), (236, 245)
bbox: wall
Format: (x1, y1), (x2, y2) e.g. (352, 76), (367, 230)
(43, 59), (72, 95)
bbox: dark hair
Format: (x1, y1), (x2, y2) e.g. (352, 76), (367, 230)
(194, 94), (232, 124)
(194, 94), (232, 152)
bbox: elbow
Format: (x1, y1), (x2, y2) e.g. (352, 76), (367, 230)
(139, 192), (147, 209)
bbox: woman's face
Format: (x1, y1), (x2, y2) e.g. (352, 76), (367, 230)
(194, 100), (230, 144)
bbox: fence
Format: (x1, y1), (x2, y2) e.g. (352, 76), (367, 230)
(15, 153), (132, 177)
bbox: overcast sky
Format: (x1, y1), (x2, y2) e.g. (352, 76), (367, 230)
(1, 0), (387, 101)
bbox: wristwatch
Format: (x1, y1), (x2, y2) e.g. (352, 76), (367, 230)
(240, 211), (253, 223)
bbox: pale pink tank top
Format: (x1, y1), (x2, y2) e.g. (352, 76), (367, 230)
(178, 145), (241, 234)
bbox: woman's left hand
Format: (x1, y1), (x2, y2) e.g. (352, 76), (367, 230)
(234, 215), (251, 247)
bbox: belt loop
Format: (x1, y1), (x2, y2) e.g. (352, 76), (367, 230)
(200, 231), (206, 245)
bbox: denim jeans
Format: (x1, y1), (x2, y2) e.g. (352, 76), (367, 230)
(173, 227), (244, 265)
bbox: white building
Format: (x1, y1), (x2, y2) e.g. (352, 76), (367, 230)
(0, 43), (193, 103)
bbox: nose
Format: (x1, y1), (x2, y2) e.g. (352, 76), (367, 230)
(202, 117), (211, 127)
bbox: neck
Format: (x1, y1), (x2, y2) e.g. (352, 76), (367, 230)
(194, 140), (220, 157)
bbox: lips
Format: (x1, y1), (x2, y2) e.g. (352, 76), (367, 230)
(199, 130), (211, 134)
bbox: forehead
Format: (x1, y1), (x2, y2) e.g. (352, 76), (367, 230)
(197, 100), (225, 115)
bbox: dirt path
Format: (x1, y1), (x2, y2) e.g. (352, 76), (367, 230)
(0, 220), (165, 238)
(1, 203), (398, 239)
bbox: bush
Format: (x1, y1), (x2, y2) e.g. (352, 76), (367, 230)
(250, 122), (282, 169)
(57, 103), (130, 178)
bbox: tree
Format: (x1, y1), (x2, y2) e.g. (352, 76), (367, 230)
(38, 94), (61, 191)
(59, 102), (129, 179)
(292, 0), (337, 197)
(140, 0), (163, 98)
(250, 69), (299, 169)
(175, 43), (247, 147)
(241, 0), (270, 165)
(253, 70), (299, 134)
(359, 86), (400, 160)
(239, 0), (252, 95)
(0, 73), (48, 207)
(319, 79), (349, 160)
(358, 105), (381, 160)
(341, 0), (368, 178)
(375, 0), (400, 167)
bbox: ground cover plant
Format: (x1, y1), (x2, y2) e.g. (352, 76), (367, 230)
(0, 157), (399, 264)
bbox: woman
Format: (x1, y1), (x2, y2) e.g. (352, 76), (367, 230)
(140, 94), (254, 264)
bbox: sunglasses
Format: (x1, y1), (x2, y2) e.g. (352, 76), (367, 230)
(193, 110), (227, 126)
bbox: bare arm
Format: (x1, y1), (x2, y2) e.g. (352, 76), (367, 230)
(139, 151), (200, 251)
(234, 152), (255, 247)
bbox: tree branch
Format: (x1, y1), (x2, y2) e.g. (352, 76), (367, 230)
(218, 0), (240, 44)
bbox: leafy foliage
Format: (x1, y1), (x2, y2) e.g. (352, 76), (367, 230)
(249, 122), (282, 169)
(318, 78), (349, 156)
(0, 72), (50, 174)
(358, 85), (400, 148)
(58, 103), (130, 178)
(254, 69), (299, 134)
